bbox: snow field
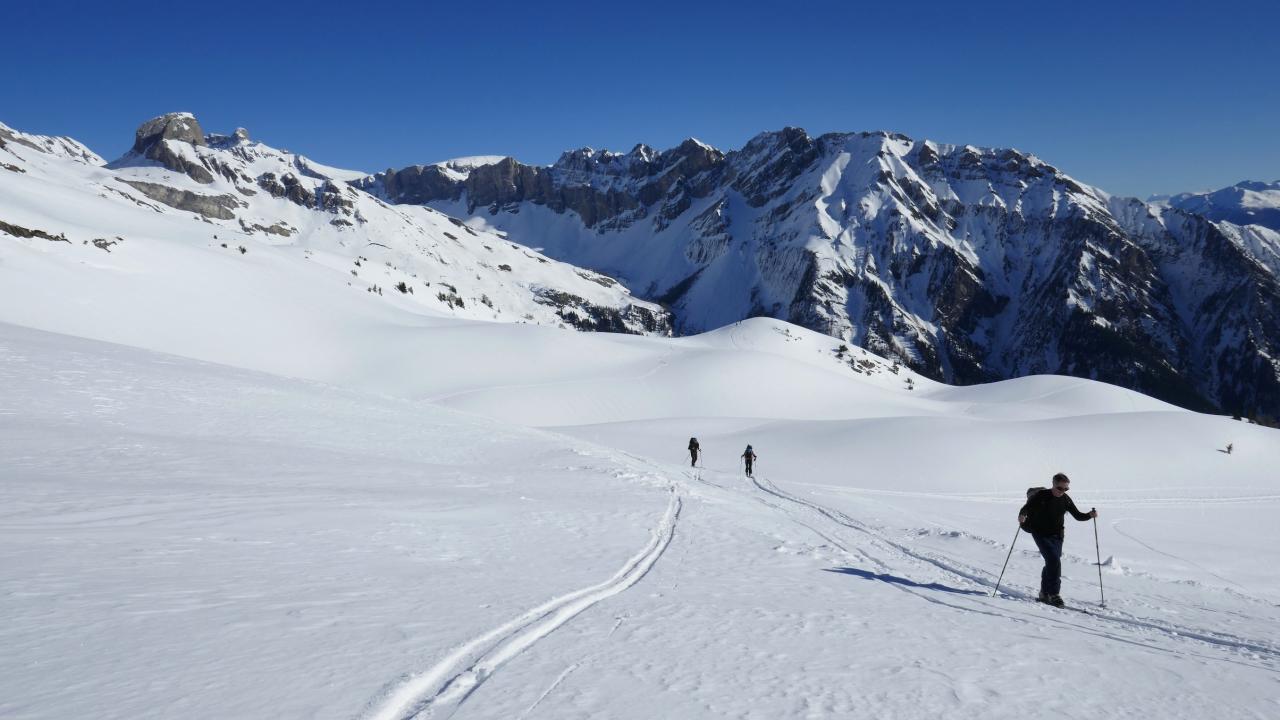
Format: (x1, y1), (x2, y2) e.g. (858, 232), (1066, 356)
(0, 324), (677, 719)
(1, 303), (1278, 719)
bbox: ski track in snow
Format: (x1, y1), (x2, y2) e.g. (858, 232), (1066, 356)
(364, 487), (681, 720)
(1109, 518), (1252, 592)
(514, 662), (579, 720)
(743, 473), (1280, 671)
(514, 615), (625, 720)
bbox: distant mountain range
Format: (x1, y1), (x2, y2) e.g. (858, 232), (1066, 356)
(1151, 180), (1280, 233)
(2, 114), (1277, 417)
(359, 130), (1280, 417)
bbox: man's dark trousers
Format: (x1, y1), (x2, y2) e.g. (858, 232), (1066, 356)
(1031, 533), (1063, 596)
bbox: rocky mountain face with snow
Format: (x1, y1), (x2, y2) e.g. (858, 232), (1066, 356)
(5, 113), (1277, 416)
(0, 114), (670, 336)
(359, 130), (1280, 417)
(1151, 181), (1280, 293)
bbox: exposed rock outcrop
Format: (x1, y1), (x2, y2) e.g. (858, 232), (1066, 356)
(109, 113), (215, 183)
(357, 138), (727, 231)
(117, 179), (240, 219)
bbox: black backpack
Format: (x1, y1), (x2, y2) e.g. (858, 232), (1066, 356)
(1020, 487), (1047, 532)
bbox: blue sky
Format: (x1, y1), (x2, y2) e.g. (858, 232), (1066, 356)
(3, 0), (1276, 197)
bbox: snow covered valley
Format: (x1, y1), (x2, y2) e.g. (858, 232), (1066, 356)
(2, 311), (1278, 719)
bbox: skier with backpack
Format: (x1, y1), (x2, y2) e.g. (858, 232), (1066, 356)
(1018, 473), (1097, 607)
(741, 445), (757, 477)
(688, 437), (700, 467)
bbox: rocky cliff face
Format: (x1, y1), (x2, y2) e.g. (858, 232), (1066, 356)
(356, 138), (727, 232)
(111, 112), (220, 183)
(361, 129), (1280, 416)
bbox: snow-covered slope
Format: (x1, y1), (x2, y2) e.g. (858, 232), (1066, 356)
(1154, 179), (1280, 232)
(0, 321), (678, 719)
(0, 120), (104, 165)
(364, 130), (1280, 418)
(1149, 180), (1280, 285)
(0, 113), (670, 340)
(1218, 220), (1280, 277)
(3, 315), (1277, 720)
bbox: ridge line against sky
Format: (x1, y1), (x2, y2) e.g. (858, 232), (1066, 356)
(2, 0), (1276, 198)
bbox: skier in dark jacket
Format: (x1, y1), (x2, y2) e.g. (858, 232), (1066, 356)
(741, 445), (757, 477)
(688, 437), (700, 467)
(1019, 472), (1097, 607)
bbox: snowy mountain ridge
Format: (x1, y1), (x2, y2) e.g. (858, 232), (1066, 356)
(0, 113), (670, 342)
(361, 129), (1280, 417)
(0, 120), (104, 165)
(5, 113), (1279, 416)
(1152, 179), (1280, 233)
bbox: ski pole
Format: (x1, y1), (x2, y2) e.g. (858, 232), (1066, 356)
(992, 525), (1020, 598)
(1093, 512), (1105, 607)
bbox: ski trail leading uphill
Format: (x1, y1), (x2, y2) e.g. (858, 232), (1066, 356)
(749, 474), (1280, 667)
(365, 488), (681, 720)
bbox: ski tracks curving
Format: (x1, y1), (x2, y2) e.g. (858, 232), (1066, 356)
(364, 488), (681, 720)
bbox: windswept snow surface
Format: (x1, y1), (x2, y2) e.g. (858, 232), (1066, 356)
(2, 314), (1279, 719)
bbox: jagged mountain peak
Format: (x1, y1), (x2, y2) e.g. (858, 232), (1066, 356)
(207, 127), (252, 148)
(131, 112), (206, 153)
(434, 155), (508, 174)
(742, 125), (811, 146)
(130, 112), (244, 153)
(671, 136), (720, 157)
(104, 112), (378, 190)
(358, 126), (1280, 416)
(550, 137), (726, 172)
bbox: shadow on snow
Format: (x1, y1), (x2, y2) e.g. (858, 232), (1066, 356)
(824, 566), (987, 596)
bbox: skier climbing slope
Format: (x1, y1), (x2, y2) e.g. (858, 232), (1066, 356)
(1018, 473), (1097, 607)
